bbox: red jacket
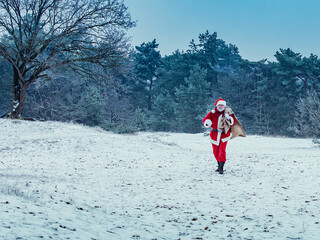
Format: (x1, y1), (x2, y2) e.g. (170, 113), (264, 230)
(203, 108), (236, 146)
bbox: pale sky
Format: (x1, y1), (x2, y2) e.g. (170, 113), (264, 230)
(124, 0), (320, 61)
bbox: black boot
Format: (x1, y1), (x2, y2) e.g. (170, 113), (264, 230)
(215, 161), (220, 172)
(219, 162), (225, 174)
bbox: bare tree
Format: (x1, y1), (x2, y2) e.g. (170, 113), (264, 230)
(292, 90), (320, 138)
(0, 0), (135, 118)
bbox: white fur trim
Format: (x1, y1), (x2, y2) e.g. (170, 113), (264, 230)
(210, 114), (222, 146)
(210, 131), (221, 145)
(211, 108), (215, 113)
(229, 116), (234, 125)
(221, 132), (232, 142)
(204, 119), (212, 128)
(216, 100), (226, 106)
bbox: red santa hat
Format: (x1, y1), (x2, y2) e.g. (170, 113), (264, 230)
(215, 98), (226, 107)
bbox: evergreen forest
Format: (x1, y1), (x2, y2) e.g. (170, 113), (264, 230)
(0, 1), (319, 138)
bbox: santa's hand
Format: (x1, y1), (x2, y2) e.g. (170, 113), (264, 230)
(204, 119), (212, 128)
(224, 113), (231, 120)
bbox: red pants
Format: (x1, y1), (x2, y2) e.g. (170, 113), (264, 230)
(212, 141), (228, 162)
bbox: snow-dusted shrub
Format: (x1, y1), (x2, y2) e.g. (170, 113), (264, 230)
(132, 108), (147, 131)
(114, 124), (137, 134)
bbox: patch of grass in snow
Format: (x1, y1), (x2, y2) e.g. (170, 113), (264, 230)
(1, 186), (30, 199)
(312, 138), (320, 147)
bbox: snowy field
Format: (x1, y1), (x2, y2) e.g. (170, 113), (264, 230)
(0, 119), (320, 240)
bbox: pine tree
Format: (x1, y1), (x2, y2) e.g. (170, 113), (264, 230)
(155, 50), (192, 97)
(132, 39), (162, 111)
(193, 31), (219, 87)
(175, 65), (211, 133)
(149, 91), (176, 131)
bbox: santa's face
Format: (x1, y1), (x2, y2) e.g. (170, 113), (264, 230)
(217, 104), (225, 112)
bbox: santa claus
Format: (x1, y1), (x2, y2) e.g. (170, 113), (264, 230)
(203, 98), (246, 174)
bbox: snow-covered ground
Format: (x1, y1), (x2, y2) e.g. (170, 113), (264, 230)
(0, 119), (319, 240)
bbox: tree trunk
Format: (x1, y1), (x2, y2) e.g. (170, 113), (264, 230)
(147, 94), (152, 111)
(9, 68), (28, 119)
(147, 78), (153, 111)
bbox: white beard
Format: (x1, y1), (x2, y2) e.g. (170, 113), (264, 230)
(217, 107), (225, 112)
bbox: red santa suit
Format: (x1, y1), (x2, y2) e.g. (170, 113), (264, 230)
(202, 101), (236, 163)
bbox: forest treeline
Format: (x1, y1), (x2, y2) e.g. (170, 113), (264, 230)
(0, 1), (319, 138)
